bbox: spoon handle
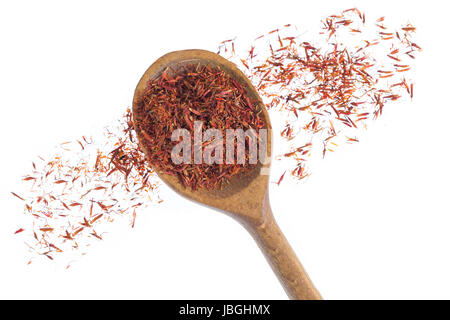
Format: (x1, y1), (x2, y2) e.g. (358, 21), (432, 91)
(245, 198), (322, 300)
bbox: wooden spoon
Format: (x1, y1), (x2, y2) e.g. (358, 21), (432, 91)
(132, 49), (322, 300)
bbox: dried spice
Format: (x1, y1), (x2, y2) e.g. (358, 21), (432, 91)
(134, 63), (266, 190)
(12, 110), (160, 265)
(12, 7), (421, 265)
(218, 8), (421, 182)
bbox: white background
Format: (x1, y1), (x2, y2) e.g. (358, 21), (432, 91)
(0, 0), (449, 299)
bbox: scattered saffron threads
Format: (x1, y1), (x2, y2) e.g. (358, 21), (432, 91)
(12, 8), (421, 266)
(218, 8), (421, 183)
(12, 110), (161, 264)
(134, 63), (267, 190)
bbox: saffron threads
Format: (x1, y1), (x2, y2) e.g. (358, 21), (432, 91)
(12, 111), (160, 264)
(134, 63), (266, 190)
(218, 8), (421, 182)
(12, 8), (421, 265)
